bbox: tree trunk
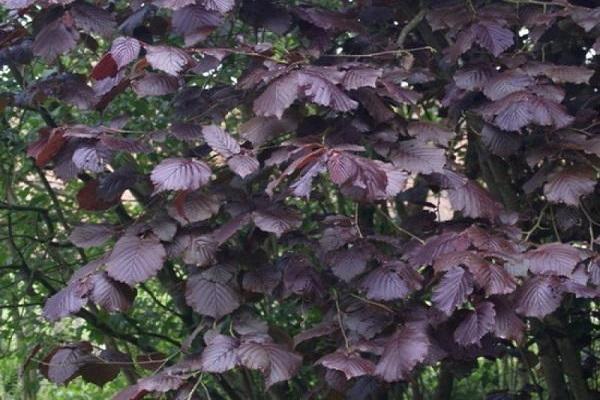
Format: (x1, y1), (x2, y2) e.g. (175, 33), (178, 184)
(537, 332), (570, 400)
(433, 362), (454, 400)
(555, 337), (592, 400)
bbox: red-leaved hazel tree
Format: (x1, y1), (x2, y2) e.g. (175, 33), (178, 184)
(1, 0), (599, 398)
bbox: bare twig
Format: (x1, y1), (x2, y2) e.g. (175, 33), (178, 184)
(332, 289), (350, 350)
(354, 203), (364, 239)
(349, 293), (395, 314)
(322, 46), (436, 59)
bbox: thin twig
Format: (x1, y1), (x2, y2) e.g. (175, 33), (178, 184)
(199, 377), (213, 400)
(523, 204), (548, 242)
(140, 283), (184, 319)
(0, 302), (42, 309)
(188, 374), (206, 400)
(332, 289), (350, 350)
(322, 46), (436, 59)
(375, 206), (425, 244)
(502, 0), (565, 6)
(549, 206), (562, 243)
(189, 47), (286, 64)
(580, 204), (597, 248)
(349, 293), (395, 314)
(354, 203), (364, 239)
(397, 10), (427, 48)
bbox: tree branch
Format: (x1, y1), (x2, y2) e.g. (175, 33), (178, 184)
(397, 9), (427, 48)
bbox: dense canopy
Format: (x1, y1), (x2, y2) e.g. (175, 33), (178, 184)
(0, 0), (599, 399)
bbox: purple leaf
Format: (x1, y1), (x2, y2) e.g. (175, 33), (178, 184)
(239, 115), (298, 146)
(327, 151), (358, 185)
(72, 145), (111, 172)
(172, 5), (223, 46)
(145, 45), (190, 76)
(515, 275), (563, 318)
(374, 323), (429, 382)
(99, 136), (150, 153)
(110, 37), (141, 68)
(293, 321), (338, 347)
(70, 2), (116, 37)
(480, 91), (574, 131)
(480, 124), (520, 157)
(200, 0), (235, 14)
(491, 296), (525, 342)
(0, 0), (36, 9)
(525, 243), (584, 276)
(32, 17), (79, 63)
(40, 342), (93, 385)
(471, 20), (514, 57)
(407, 231), (470, 267)
(344, 301), (388, 339)
(242, 265), (282, 294)
(470, 261), (517, 296)
(524, 62), (595, 84)
(454, 302), (496, 346)
(282, 255), (325, 298)
(339, 156), (390, 201)
(253, 71), (300, 119)
(114, 373), (186, 400)
(89, 272), (136, 312)
(79, 353), (121, 387)
(446, 175), (503, 220)
(252, 207), (302, 237)
(483, 71), (534, 101)
(292, 6), (362, 32)
(168, 190), (220, 224)
(154, 0), (196, 9)
(406, 121), (455, 147)
(379, 79), (422, 105)
(69, 223), (115, 248)
(360, 262), (422, 301)
(453, 65), (494, 91)
(228, 153), (260, 178)
(589, 258), (600, 286)
(317, 351), (376, 380)
(571, 6), (600, 32)
(132, 73), (179, 97)
(200, 334), (240, 373)
(69, 257), (107, 285)
(106, 234), (166, 286)
(43, 284), (89, 322)
(202, 125), (240, 157)
(341, 68), (382, 90)
(150, 214), (178, 241)
(238, 338), (302, 388)
(433, 250), (485, 273)
(185, 266), (241, 319)
(328, 246), (369, 282)
(170, 123), (203, 142)
(390, 140), (446, 174)
(150, 158), (212, 193)
(544, 168), (596, 206)
(432, 266), (474, 315)
(97, 166), (138, 202)
(356, 87), (395, 123)
(182, 234), (218, 266)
